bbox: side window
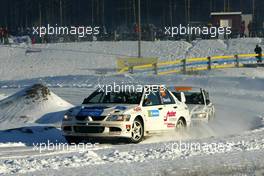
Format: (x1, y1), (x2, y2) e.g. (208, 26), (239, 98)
(172, 92), (181, 101)
(160, 90), (175, 104)
(143, 92), (161, 106)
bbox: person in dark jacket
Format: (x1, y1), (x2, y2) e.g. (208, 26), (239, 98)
(0, 27), (3, 44)
(254, 45), (262, 63)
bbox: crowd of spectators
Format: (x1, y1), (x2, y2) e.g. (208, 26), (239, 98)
(1, 22), (264, 44)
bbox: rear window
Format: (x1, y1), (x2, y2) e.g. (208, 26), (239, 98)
(172, 91), (204, 105)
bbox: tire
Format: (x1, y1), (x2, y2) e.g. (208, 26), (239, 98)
(129, 118), (144, 143)
(176, 118), (187, 129)
(65, 136), (82, 144)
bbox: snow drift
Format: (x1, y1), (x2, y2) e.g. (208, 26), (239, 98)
(0, 84), (73, 126)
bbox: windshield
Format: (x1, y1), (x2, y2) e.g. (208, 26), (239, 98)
(82, 90), (143, 104)
(172, 92), (204, 105)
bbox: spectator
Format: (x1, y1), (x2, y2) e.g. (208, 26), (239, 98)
(240, 21), (245, 37)
(254, 45), (262, 63)
(0, 27), (3, 44)
(248, 21), (253, 37)
(3, 27), (9, 44)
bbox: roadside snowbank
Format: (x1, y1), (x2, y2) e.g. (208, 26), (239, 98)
(0, 84), (72, 128)
(0, 38), (262, 81)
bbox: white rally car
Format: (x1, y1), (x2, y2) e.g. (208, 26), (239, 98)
(62, 85), (191, 143)
(170, 86), (215, 123)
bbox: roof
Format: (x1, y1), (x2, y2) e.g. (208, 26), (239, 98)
(211, 12), (242, 16)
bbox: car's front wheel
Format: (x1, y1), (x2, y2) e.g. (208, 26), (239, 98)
(129, 118), (144, 143)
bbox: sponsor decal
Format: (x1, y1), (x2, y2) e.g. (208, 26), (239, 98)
(164, 111), (176, 122)
(167, 123), (175, 128)
(78, 106), (105, 117)
(134, 106), (142, 112)
(115, 106), (127, 110)
(148, 110), (159, 117)
(162, 97), (171, 103)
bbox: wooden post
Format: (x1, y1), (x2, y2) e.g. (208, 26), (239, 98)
(182, 59), (187, 73)
(153, 63), (158, 74)
(235, 55), (239, 67)
(207, 56), (212, 70)
(129, 66), (134, 74)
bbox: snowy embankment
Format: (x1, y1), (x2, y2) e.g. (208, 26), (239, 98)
(0, 38), (262, 81)
(0, 84), (73, 129)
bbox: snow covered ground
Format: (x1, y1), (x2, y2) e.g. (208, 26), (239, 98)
(0, 38), (264, 175)
(0, 94), (7, 101)
(0, 38), (262, 81)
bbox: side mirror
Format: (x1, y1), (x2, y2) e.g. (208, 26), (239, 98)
(180, 92), (186, 103)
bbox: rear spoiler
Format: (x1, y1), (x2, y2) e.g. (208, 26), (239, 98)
(174, 87), (193, 92)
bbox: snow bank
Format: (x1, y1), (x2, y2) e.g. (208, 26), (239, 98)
(0, 126), (65, 145)
(0, 84), (73, 127)
(186, 39), (227, 58)
(227, 38), (262, 55)
(0, 142), (25, 148)
(0, 38), (262, 81)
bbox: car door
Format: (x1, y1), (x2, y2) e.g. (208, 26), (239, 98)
(142, 91), (167, 131)
(159, 89), (179, 130)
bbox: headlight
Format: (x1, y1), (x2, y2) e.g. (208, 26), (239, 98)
(63, 114), (73, 121)
(106, 114), (131, 121)
(193, 113), (207, 118)
(197, 113), (207, 118)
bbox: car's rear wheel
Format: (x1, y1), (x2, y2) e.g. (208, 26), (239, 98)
(176, 118), (187, 129)
(65, 136), (82, 144)
(129, 118), (144, 143)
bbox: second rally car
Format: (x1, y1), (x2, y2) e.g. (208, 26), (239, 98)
(62, 85), (191, 143)
(170, 86), (215, 123)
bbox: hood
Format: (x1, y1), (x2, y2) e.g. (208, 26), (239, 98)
(67, 104), (138, 117)
(187, 104), (206, 114)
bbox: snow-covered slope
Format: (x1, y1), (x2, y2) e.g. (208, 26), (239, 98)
(0, 38), (262, 81)
(0, 84), (73, 127)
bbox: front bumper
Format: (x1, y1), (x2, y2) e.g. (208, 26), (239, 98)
(62, 121), (132, 138)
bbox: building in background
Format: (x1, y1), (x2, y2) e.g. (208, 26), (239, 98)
(211, 12), (242, 38)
